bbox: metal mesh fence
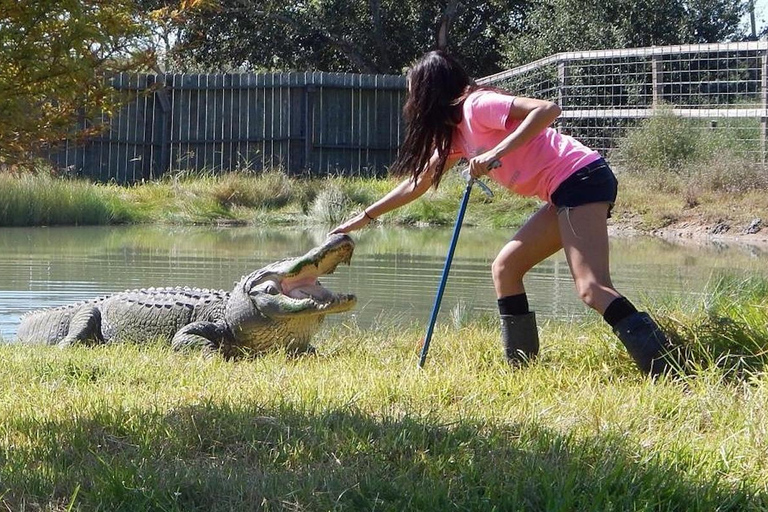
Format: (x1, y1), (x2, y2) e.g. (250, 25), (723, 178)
(479, 41), (768, 165)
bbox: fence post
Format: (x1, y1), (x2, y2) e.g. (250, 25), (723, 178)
(761, 51), (767, 163)
(154, 75), (172, 178)
(651, 53), (663, 107)
(557, 59), (568, 106)
(557, 59), (568, 133)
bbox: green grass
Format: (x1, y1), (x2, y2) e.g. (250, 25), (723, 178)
(602, 108), (768, 231)
(2, 277), (767, 511)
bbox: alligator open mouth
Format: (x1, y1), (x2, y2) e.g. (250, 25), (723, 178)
(248, 234), (357, 317)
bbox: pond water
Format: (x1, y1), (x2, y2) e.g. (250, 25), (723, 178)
(1, 225), (767, 340)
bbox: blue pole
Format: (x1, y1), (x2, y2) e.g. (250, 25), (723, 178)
(418, 180), (474, 368)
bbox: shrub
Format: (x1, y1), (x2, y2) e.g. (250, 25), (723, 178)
(612, 107), (768, 194)
(613, 109), (703, 174)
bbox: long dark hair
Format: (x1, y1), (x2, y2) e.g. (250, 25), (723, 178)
(390, 50), (474, 188)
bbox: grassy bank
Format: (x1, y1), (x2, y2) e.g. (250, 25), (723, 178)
(0, 168), (538, 229)
(1, 277), (767, 510)
(2, 164), (767, 236)
(4, 111), (768, 232)
(610, 108), (768, 234)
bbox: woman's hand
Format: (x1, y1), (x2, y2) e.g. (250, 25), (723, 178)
(329, 210), (373, 235)
(468, 153), (501, 179)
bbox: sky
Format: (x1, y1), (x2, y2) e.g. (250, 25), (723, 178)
(747, 0), (768, 36)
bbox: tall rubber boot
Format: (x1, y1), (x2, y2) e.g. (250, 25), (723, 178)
(500, 312), (540, 366)
(613, 312), (673, 376)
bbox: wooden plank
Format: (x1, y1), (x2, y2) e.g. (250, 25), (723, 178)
(230, 73), (241, 170)
(317, 72), (325, 172)
(265, 72), (275, 171)
(141, 75), (154, 179)
(254, 73), (264, 171)
(352, 73), (362, 173)
(306, 71), (321, 173)
(127, 73), (141, 182)
(155, 75), (172, 178)
(200, 74), (212, 170)
(360, 75), (374, 174)
(237, 74), (248, 169)
(278, 72), (290, 172)
(169, 74), (182, 173)
(113, 77), (126, 183)
(288, 72), (306, 173)
(181, 74), (199, 171)
(183, 73), (197, 171)
(213, 73), (225, 171)
(95, 107), (108, 182)
(175, 74), (188, 171)
(203, 73), (215, 171)
(245, 73), (260, 170)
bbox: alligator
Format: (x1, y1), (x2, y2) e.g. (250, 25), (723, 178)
(17, 234), (357, 357)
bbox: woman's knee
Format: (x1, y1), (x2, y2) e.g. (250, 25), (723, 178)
(492, 251), (527, 283)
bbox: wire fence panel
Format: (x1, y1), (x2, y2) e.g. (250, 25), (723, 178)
(46, 71), (407, 183)
(479, 41), (768, 165)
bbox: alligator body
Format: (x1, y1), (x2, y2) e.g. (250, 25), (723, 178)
(17, 234), (356, 356)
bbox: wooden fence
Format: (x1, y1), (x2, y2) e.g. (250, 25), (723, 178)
(48, 72), (407, 183)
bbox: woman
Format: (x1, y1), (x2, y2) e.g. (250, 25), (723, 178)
(330, 50), (672, 376)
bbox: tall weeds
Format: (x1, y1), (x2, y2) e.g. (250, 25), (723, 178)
(657, 274), (768, 378)
(0, 172), (130, 226)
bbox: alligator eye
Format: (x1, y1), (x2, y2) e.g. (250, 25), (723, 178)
(264, 283), (281, 295)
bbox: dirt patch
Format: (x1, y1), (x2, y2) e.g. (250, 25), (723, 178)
(610, 216), (768, 249)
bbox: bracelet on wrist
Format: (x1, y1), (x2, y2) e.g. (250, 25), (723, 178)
(363, 209), (375, 221)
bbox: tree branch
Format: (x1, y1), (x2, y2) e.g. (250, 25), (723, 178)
(437, 0), (461, 51)
(368, 0), (392, 71)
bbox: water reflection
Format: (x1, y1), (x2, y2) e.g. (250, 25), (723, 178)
(1, 225), (766, 340)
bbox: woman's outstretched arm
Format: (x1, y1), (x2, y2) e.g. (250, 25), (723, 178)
(330, 154), (461, 234)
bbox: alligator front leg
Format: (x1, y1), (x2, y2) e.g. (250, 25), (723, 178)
(171, 321), (234, 356)
(58, 306), (104, 347)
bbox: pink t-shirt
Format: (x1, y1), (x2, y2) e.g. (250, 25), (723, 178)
(450, 90), (601, 202)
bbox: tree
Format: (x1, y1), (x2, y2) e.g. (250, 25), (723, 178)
(148, 0), (527, 76)
(144, 0), (745, 77)
(504, 0), (744, 66)
(0, 0), (163, 165)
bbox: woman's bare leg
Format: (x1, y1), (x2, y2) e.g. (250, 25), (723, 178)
(557, 202), (676, 375)
(557, 202), (621, 314)
(493, 204), (563, 298)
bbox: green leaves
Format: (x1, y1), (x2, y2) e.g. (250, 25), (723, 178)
(0, 0), (159, 165)
(155, 0), (517, 76)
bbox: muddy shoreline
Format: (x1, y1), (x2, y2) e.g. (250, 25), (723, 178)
(609, 217), (768, 250)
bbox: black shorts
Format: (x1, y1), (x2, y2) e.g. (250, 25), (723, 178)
(550, 158), (618, 217)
